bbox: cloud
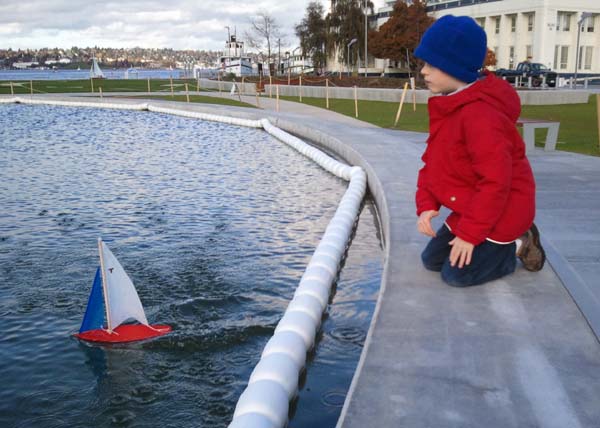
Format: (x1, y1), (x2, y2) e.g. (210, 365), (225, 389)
(0, 0), (341, 51)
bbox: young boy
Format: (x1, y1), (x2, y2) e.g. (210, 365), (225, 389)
(414, 15), (545, 287)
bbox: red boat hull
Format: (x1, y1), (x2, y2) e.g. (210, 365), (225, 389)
(75, 324), (171, 343)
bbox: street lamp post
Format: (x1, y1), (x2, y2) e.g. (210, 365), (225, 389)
(574, 12), (593, 89)
(364, 0), (368, 77)
(347, 38), (358, 76)
(286, 51), (290, 84)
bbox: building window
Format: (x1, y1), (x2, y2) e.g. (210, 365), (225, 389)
(557, 12), (571, 31)
(584, 15), (595, 32)
(579, 46), (593, 70)
(560, 46), (569, 69)
(554, 46), (559, 69)
(526, 45), (533, 60)
(476, 17), (485, 28)
(527, 13), (534, 31)
(509, 47), (515, 69)
(585, 47), (593, 69)
(510, 15), (516, 32)
(495, 17), (500, 34)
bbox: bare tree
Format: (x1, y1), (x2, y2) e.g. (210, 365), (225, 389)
(244, 11), (285, 67)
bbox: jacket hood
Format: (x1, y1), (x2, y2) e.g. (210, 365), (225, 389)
(428, 71), (521, 124)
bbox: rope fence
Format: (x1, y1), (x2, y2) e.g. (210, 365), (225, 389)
(0, 75), (422, 124)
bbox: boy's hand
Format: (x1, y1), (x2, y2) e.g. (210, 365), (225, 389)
(449, 237), (474, 268)
(417, 210), (439, 237)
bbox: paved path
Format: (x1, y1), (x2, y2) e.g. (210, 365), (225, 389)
(5, 92), (600, 427)
(212, 91), (600, 428)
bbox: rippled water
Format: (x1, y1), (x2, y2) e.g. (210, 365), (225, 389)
(0, 104), (382, 428)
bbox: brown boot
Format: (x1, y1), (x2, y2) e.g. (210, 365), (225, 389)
(517, 223), (546, 272)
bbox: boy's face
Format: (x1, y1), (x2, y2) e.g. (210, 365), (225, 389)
(420, 63), (467, 94)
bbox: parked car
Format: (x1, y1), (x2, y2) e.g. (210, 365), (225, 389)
(495, 62), (557, 87)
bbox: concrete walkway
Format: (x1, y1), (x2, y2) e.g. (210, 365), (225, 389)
(5, 92), (600, 427)
(206, 91), (600, 427)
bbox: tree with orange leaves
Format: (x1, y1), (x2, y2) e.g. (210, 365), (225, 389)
(368, 0), (434, 74)
(484, 48), (497, 68)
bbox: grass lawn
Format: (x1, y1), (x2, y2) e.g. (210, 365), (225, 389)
(521, 95), (599, 156)
(0, 78), (255, 108)
(282, 94), (600, 157)
(0, 78), (199, 94)
(130, 94), (256, 108)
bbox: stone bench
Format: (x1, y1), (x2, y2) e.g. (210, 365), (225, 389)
(517, 118), (560, 153)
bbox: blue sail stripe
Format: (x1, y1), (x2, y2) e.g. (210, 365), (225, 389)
(79, 267), (106, 333)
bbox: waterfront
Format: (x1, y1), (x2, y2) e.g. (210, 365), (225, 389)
(0, 103), (382, 428)
(0, 68), (191, 81)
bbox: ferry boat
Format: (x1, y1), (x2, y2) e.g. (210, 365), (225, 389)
(217, 34), (254, 77)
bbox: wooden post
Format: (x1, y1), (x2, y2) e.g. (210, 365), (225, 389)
(147, 78), (151, 93)
(241, 77), (245, 95)
(326, 79), (330, 109)
(394, 82), (409, 127)
(597, 94), (600, 150)
(299, 75), (302, 102)
(276, 85), (280, 112)
(185, 83), (190, 103)
(90, 78), (94, 93)
(99, 87), (103, 98)
(170, 77), (174, 97)
(269, 76), (272, 98)
(354, 85), (358, 118)
(10, 82), (14, 95)
(30, 80), (33, 95)
(410, 77), (416, 112)
(197, 77), (201, 94)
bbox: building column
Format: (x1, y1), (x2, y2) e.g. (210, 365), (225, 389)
(534, 6), (557, 69)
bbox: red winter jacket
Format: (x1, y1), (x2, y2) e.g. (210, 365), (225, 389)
(416, 72), (535, 245)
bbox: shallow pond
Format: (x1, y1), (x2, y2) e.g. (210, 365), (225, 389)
(0, 104), (382, 427)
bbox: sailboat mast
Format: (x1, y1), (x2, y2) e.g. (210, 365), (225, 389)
(98, 237), (113, 331)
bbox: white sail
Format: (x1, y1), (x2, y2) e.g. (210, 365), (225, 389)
(100, 240), (149, 330)
(90, 57), (104, 79)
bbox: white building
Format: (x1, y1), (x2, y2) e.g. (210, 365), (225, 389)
(372, 0), (600, 75)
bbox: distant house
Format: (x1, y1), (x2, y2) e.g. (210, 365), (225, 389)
(45, 58), (72, 65)
(13, 61), (39, 69)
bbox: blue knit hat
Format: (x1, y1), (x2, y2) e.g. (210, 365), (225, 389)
(415, 15), (487, 83)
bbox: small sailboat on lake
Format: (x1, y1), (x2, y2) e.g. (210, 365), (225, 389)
(75, 238), (171, 343)
(90, 56), (105, 79)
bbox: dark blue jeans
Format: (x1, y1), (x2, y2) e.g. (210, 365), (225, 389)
(421, 225), (517, 287)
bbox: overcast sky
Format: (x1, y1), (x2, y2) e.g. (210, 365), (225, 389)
(0, 0), (386, 51)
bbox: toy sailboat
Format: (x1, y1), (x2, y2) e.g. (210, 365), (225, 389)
(75, 238), (171, 343)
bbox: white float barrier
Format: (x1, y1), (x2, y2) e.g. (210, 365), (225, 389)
(1, 96), (367, 428)
(6, 96), (149, 111)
